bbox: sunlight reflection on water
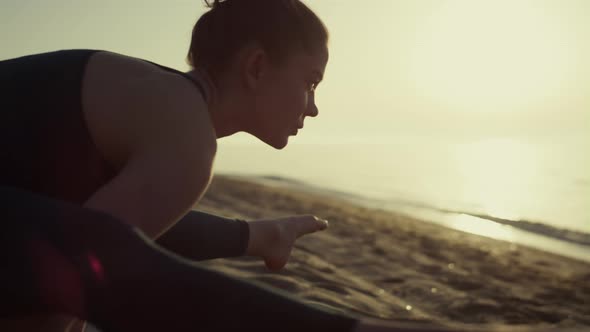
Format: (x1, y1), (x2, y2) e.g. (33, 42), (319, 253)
(451, 138), (539, 222)
(449, 214), (516, 242)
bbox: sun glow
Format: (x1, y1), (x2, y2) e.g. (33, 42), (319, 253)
(408, 0), (574, 113)
(452, 138), (539, 220)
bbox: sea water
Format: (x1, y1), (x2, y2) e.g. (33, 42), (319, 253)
(213, 135), (590, 262)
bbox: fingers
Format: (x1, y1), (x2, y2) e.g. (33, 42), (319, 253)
(315, 216), (329, 230)
(293, 215), (329, 237)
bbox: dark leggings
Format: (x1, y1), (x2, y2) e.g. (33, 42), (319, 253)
(0, 186), (357, 332)
(155, 209), (250, 262)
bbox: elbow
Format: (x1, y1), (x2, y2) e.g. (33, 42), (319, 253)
(193, 148), (215, 200)
(176, 158), (215, 219)
(192, 168), (213, 203)
(148, 172), (212, 239)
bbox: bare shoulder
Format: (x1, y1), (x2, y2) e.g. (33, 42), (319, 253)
(82, 51), (216, 171)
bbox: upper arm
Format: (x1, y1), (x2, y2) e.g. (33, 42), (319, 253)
(82, 58), (217, 238)
(83, 141), (214, 239)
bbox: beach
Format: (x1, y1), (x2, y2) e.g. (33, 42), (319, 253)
(195, 174), (590, 329)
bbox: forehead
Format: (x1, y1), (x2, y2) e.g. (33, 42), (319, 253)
(285, 47), (329, 73)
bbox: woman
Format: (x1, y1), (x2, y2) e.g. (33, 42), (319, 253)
(0, 0), (346, 328)
(0, 1), (525, 332)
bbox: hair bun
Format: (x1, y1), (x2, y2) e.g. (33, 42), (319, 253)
(204, 0), (228, 9)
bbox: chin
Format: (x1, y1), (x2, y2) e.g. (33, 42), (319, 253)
(270, 137), (289, 150)
(264, 135), (290, 150)
(253, 130), (290, 150)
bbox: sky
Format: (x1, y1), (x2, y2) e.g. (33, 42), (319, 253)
(1, 0), (589, 145)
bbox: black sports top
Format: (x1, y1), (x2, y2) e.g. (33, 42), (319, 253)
(0, 49), (209, 204)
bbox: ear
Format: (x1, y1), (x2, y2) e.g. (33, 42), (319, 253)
(242, 45), (268, 90)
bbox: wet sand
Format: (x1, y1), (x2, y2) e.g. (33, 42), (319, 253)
(196, 174), (590, 330)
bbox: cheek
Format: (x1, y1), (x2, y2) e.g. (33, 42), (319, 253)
(271, 84), (306, 114)
(288, 82), (308, 109)
(288, 91), (307, 119)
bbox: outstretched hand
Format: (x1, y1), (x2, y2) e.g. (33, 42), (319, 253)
(245, 215), (329, 271)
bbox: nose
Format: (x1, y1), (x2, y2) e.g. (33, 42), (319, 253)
(306, 94), (319, 117)
(307, 104), (318, 117)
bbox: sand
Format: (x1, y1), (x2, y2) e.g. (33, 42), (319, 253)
(195, 174), (590, 330)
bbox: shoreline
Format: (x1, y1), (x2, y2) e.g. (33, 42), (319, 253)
(196, 174), (590, 327)
(224, 173), (590, 263)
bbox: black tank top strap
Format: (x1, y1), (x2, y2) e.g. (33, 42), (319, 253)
(141, 60), (210, 102)
(180, 72), (210, 103)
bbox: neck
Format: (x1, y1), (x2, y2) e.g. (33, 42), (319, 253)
(186, 68), (249, 139)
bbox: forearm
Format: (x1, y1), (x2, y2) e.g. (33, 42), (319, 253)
(155, 210), (249, 260)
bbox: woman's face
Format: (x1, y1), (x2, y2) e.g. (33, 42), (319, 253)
(251, 47), (329, 149)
